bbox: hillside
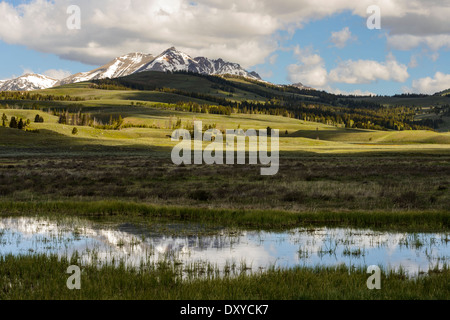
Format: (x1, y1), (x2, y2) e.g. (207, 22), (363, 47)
(438, 88), (450, 96)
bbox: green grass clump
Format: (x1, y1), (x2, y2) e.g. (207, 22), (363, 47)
(1, 254), (448, 300)
(0, 200), (448, 232)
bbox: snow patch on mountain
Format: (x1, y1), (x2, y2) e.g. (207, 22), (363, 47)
(0, 74), (58, 91)
(59, 52), (155, 86)
(138, 47), (261, 80)
(1, 48), (262, 91)
(290, 82), (315, 90)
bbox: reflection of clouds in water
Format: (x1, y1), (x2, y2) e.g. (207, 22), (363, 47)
(0, 217), (448, 275)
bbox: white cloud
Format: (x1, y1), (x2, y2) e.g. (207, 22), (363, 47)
(1, 0), (449, 68)
(330, 27), (356, 48)
(387, 34), (450, 51)
(0, 0), (281, 67)
(288, 48), (409, 88)
(328, 54), (409, 84)
(43, 69), (73, 80)
(288, 45), (328, 87)
(410, 72), (450, 94)
(269, 54), (278, 65)
(429, 52), (440, 62)
(288, 64), (328, 87)
(255, 69), (274, 78)
(21, 67), (34, 75)
(408, 55), (419, 68)
(325, 87), (376, 96)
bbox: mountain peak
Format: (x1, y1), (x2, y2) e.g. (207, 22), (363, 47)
(138, 48), (261, 80)
(162, 47), (179, 54)
(1, 48), (264, 91)
(291, 82), (314, 90)
(0, 73), (58, 91)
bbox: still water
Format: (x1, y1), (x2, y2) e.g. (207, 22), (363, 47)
(0, 217), (448, 276)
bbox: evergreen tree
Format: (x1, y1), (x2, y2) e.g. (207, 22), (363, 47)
(116, 115), (123, 129)
(18, 118), (24, 130)
(1, 113), (7, 127)
(9, 116), (17, 128)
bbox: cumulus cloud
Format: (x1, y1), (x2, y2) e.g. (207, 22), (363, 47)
(43, 69), (73, 79)
(328, 54), (409, 84)
(0, 0), (449, 68)
(21, 67), (34, 75)
(382, 1), (450, 51)
(269, 54), (278, 65)
(330, 27), (356, 48)
(325, 87), (376, 96)
(287, 46), (328, 87)
(387, 34), (450, 51)
(409, 72), (450, 94)
(408, 55), (419, 68)
(288, 48), (408, 88)
(0, 0), (280, 67)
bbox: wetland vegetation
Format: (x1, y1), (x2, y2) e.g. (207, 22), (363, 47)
(0, 72), (449, 299)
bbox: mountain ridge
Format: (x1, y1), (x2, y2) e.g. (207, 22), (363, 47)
(137, 47), (261, 80)
(59, 52), (155, 86)
(0, 73), (58, 92)
(0, 48), (263, 91)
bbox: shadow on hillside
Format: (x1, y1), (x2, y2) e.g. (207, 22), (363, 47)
(288, 128), (377, 140)
(0, 127), (173, 157)
(2, 127), (449, 159)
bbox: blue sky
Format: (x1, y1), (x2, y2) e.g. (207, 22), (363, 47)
(0, 0), (449, 95)
(259, 12), (447, 95)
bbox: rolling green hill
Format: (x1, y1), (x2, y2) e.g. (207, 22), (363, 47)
(0, 70), (449, 156)
(438, 88), (450, 96)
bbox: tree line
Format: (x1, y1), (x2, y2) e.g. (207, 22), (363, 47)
(0, 91), (85, 102)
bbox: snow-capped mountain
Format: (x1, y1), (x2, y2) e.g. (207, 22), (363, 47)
(138, 47), (261, 80)
(290, 82), (314, 90)
(0, 48), (262, 91)
(59, 52), (155, 85)
(0, 74), (58, 92)
(138, 47), (195, 73)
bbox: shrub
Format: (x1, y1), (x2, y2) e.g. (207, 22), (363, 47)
(1, 113), (7, 127)
(282, 191), (306, 202)
(189, 190), (213, 201)
(72, 127), (78, 135)
(394, 191), (419, 209)
(34, 114), (44, 123)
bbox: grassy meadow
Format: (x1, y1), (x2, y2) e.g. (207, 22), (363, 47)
(0, 74), (449, 300)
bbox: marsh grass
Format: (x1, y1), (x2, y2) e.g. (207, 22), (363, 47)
(0, 254), (448, 300)
(0, 200), (448, 232)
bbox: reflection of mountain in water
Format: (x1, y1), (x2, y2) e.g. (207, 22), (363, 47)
(0, 217), (448, 276)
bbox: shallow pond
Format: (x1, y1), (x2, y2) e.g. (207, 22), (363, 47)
(0, 217), (448, 276)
